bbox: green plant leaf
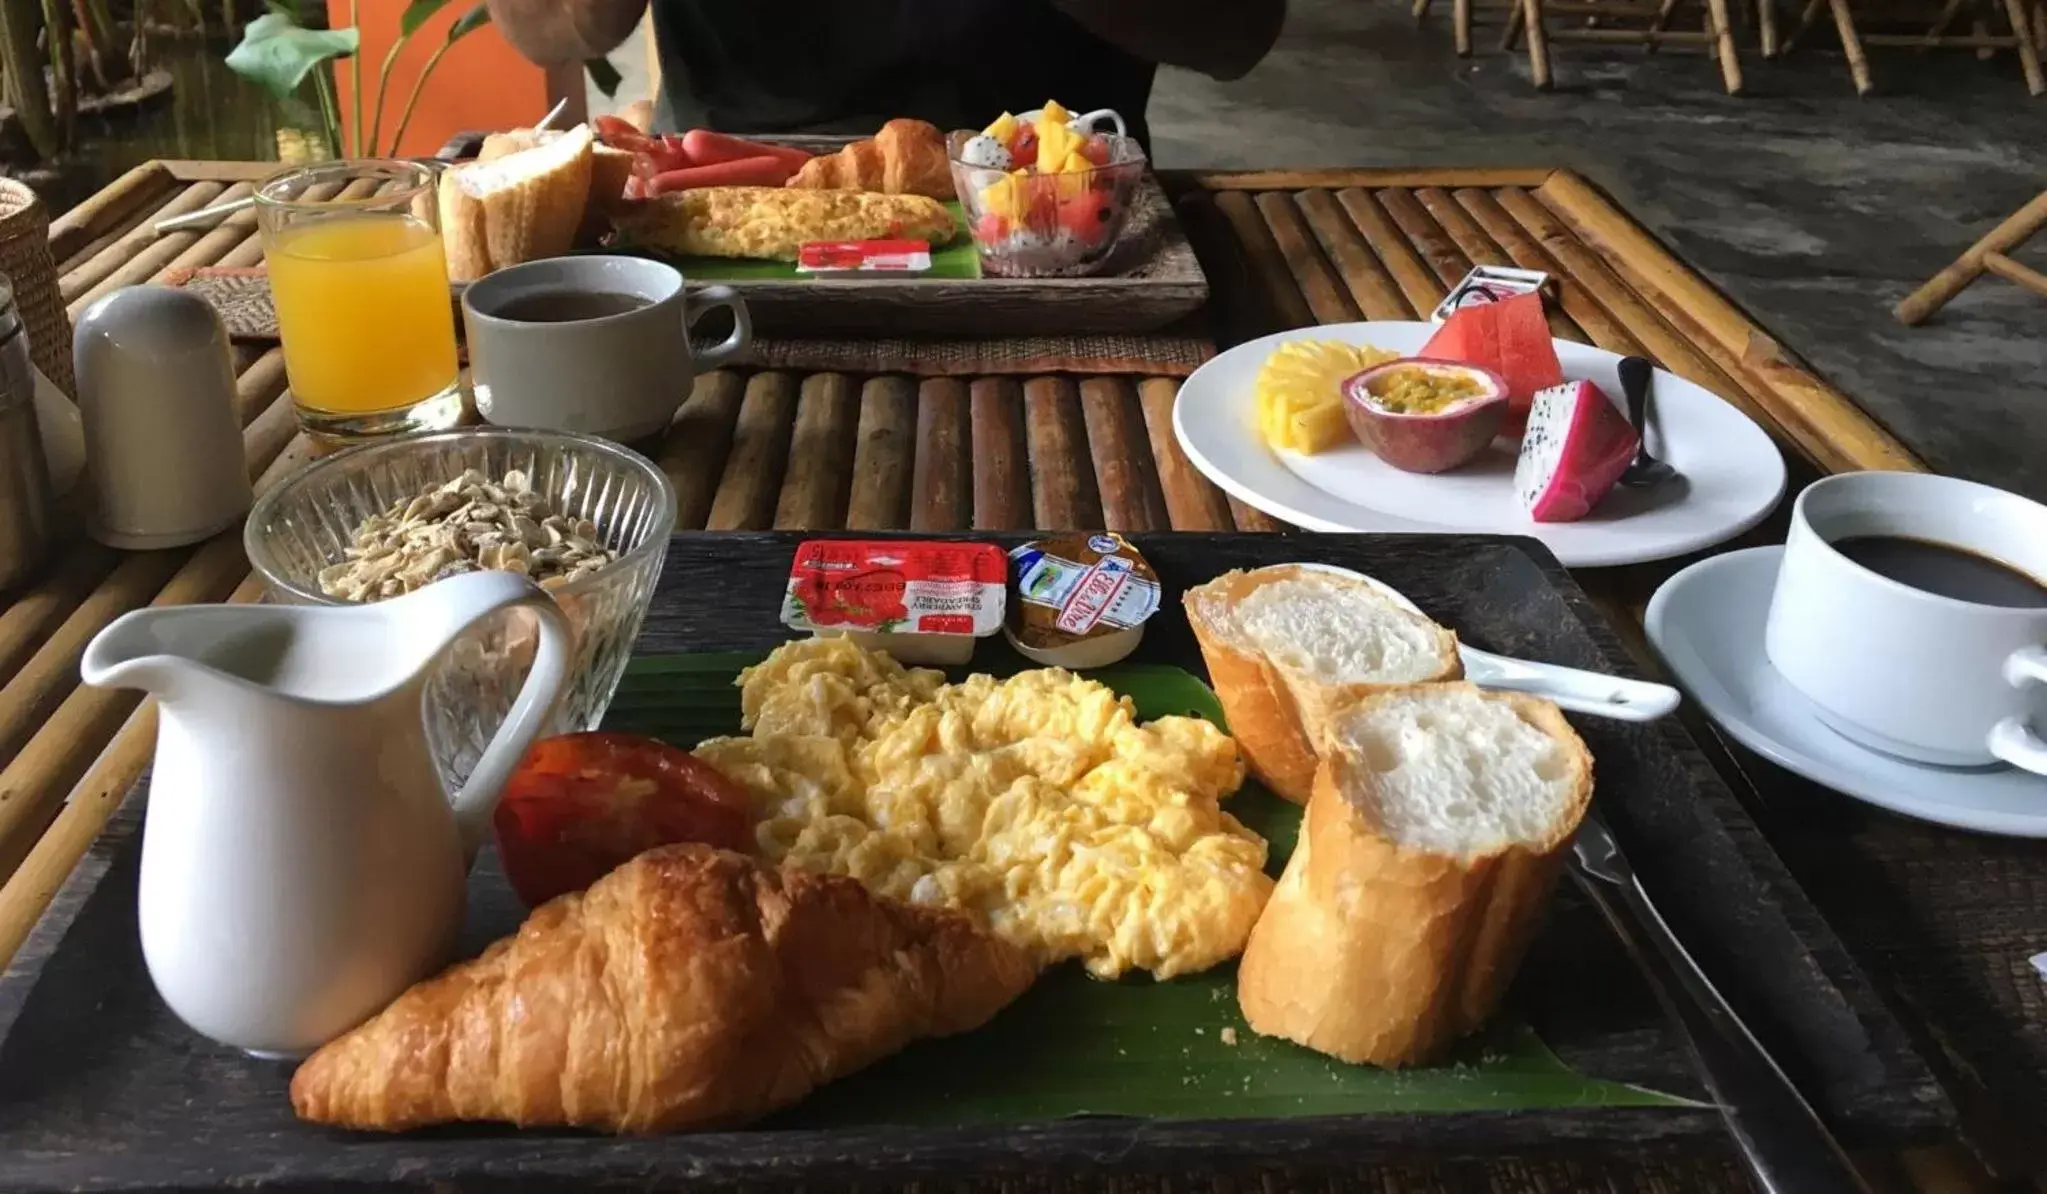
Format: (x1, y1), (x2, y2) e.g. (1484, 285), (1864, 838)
(448, 1), (491, 39)
(398, 0), (455, 37)
(586, 56), (621, 98)
(225, 12), (358, 100)
(602, 651), (1700, 1123)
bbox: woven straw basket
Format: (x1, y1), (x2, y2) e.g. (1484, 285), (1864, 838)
(0, 180), (75, 397)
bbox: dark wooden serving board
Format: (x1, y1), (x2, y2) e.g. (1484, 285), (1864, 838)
(0, 534), (1949, 1192)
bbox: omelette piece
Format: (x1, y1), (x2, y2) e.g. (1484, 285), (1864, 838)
(694, 638), (1273, 981)
(611, 187), (959, 261)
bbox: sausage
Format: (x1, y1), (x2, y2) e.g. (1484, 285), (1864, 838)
(680, 129), (812, 171)
(644, 155), (797, 194)
(593, 114), (653, 153)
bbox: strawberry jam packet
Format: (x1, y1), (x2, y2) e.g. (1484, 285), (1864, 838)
(782, 540), (1006, 665)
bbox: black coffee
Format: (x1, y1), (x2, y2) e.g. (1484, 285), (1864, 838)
(491, 290), (649, 323)
(1833, 534), (2047, 608)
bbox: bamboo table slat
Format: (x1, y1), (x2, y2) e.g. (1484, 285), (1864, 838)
(0, 159), (2012, 1194)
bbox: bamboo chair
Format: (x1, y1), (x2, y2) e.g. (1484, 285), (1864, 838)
(1475, 0), (1746, 90)
(1779, 0), (1876, 88)
(1895, 190), (2047, 322)
(1781, 0), (2043, 93)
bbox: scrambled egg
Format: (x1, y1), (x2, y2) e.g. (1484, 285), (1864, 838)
(693, 638), (1273, 980)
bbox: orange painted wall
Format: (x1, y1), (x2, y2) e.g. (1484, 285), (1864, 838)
(332, 2), (548, 159)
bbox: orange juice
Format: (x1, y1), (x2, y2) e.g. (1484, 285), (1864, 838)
(265, 216), (458, 414)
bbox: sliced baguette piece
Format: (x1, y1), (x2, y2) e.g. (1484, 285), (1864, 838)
(473, 128), (631, 243)
(440, 123), (594, 282)
(436, 167), (492, 283)
(1184, 565), (1461, 803)
(1236, 683), (1593, 1067)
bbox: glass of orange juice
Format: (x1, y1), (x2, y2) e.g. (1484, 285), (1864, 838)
(255, 160), (462, 441)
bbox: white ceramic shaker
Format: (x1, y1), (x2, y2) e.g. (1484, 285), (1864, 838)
(74, 286), (253, 549)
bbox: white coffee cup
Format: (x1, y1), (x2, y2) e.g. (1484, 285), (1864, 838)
(1764, 470), (2047, 774)
(461, 255), (750, 443)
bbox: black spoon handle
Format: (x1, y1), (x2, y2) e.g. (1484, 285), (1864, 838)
(1618, 356), (1655, 461)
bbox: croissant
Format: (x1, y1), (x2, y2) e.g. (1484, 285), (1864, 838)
(289, 845), (1038, 1133)
(785, 118), (955, 200)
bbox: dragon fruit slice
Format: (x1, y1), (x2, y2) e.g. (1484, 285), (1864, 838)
(959, 133), (1013, 170)
(1514, 379), (1641, 522)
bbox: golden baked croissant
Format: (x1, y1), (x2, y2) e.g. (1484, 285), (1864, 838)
(289, 845), (1038, 1133)
(785, 118), (954, 200)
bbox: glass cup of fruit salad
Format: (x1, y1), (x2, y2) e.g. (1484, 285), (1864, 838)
(948, 105), (1147, 278)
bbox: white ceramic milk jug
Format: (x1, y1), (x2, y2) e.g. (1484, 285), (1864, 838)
(80, 570), (571, 1058)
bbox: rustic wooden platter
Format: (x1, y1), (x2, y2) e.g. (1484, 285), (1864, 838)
(0, 533), (1944, 1192)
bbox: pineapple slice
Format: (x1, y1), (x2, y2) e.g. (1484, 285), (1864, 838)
(1253, 339), (1399, 454)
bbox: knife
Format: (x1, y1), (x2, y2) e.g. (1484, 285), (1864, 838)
(1571, 814), (1874, 1194)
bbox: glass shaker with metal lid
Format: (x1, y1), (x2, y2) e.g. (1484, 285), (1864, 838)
(0, 274), (53, 590)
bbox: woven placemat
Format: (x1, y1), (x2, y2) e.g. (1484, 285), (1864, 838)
(162, 267), (1213, 378)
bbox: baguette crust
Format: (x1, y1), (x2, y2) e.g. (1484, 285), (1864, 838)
(1187, 601), (1321, 803)
(440, 125), (594, 283)
(436, 167), (492, 284)
(1185, 566), (1461, 805)
(1236, 684), (1592, 1066)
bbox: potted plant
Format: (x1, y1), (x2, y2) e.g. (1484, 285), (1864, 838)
(225, 0), (490, 158)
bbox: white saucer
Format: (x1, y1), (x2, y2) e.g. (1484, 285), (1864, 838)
(1171, 322), (1786, 568)
(1644, 545), (2047, 837)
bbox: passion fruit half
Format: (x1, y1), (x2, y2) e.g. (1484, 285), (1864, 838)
(1341, 357), (1510, 474)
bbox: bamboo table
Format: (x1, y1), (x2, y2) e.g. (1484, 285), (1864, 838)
(0, 159), (2035, 1194)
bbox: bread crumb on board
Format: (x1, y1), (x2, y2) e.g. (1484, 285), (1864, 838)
(1221, 1026), (1239, 1046)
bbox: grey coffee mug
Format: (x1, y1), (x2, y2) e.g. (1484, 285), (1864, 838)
(461, 255), (750, 443)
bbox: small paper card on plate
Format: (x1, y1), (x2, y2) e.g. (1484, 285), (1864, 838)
(1430, 266), (1554, 323)
(797, 240), (933, 273)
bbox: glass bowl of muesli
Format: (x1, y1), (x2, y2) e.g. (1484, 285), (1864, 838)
(245, 427), (675, 791)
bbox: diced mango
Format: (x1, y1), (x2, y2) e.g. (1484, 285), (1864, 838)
(979, 171), (1029, 223)
(984, 112), (1020, 145)
(1037, 118), (1081, 175)
(1040, 99), (1073, 128)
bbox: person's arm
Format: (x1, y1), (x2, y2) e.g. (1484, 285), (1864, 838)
(485, 0), (649, 64)
(1052, 0), (1285, 80)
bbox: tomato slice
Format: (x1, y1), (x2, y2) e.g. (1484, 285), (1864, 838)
(492, 732), (755, 907)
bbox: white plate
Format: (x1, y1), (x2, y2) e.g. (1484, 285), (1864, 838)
(1645, 545), (2047, 838)
(1172, 322), (1788, 568)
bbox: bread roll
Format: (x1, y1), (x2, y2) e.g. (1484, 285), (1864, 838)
(1236, 683), (1592, 1067)
(1184, 565), (1461, 803)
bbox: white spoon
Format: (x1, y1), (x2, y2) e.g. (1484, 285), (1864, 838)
(1296, 563), (1680, 723)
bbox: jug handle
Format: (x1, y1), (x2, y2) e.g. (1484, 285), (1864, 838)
(410, 571), (574, 860)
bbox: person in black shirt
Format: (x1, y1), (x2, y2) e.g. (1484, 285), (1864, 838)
(485, 0), (1286, 151)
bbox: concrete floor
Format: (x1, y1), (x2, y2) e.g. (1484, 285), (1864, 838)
(601, 2), (2045, 500)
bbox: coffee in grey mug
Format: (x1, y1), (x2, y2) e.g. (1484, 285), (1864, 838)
(462, 255), (750, 443)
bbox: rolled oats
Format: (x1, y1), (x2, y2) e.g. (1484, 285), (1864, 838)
(318, 469), (620, 602)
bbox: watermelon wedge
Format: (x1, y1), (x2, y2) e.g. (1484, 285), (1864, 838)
(1420, 293), (1563, 436)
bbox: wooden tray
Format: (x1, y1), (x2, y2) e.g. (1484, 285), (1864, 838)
(0, 533), (1943, 1191)
(613, 135), (1208, 337)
